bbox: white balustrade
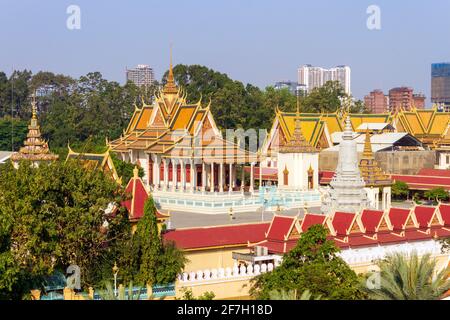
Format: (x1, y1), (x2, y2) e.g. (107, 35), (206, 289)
(261, 263), (267, 273)
(204, 269), (211, 280)
(239, 265), (246, 276)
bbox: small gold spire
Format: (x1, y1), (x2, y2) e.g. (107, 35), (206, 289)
(133, 165), (139, 179)
(362, 129), (373, 159)
(163, 46), (178, 94)
(31, 92), (37, 120)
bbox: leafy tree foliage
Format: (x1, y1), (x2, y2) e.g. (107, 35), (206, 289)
(392, 181), (409, 200)
(250, 224), (366, 300)
(424, 187), (449, 203)
(363, 252), (450, 300)
(0, 160), (131, 299)
(110, 152), (144, 185)
(0, 117), (28, 151)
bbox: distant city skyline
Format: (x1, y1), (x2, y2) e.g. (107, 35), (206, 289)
(1, 1), (450, 103)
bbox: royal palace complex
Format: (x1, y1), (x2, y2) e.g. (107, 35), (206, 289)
(11, 59), (450, 299)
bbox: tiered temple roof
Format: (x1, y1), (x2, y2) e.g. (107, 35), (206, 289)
(279, 111), (318, 154)
(109, 59), (255, 164)
(11, 95), (59, 164)
(394, 107), (450, 148)
(359, 130), (392, 187)
(263, 107), (450, 156)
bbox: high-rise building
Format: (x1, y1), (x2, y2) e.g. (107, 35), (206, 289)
(431, 63), (450, 111)
(126, 64), (155, 87)
(298, 65), (351, 95)
(364, 89), (389, 113)
(388, 87), (425, 113)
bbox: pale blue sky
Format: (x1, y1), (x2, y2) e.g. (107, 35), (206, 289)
(1, 0), (449, 101)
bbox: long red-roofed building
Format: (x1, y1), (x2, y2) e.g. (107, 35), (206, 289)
(164, 204), (450, 274)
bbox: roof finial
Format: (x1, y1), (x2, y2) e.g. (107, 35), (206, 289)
(31, 92), (37, 120)
(133, 165), (139, 179)
(163, 44), (178, 94)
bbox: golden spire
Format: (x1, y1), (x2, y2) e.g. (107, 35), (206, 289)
(163, 46), (178, 94)
(31, 92), (37, 120)
(10, 92), (59, 164)
(279, 114), (317, 154)
(359, 129), (391, 187)
(362, 129), (373, 159)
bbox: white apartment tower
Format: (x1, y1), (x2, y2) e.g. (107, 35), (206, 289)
(126, 64), (155, 88)
(298, 65), (351, 95)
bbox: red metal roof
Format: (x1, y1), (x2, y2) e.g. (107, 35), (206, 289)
(438, 204), (450, 226)
(418, 168), (450, 177)
(122, 177), (148, 220)
(347, 234), (379, 247)
(332, 212), (356, 235)
(392, 174), (450, 191)
(162, 222), (270, 250)
(360, 209), (384, 233)
(319, 171), (334, 184)
(413, 206), (436, 228)
(266, 216), (296, 241)
(300, 213), (327, 232)
(405, 229), (431, 241)
(387, 208), (411, 230)
(122, 176), (168, 220)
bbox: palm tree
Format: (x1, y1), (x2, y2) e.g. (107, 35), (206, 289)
(364, 252), (450, 300)
(268, 289), (321, 300)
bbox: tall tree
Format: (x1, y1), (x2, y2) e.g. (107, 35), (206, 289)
(135, 197), (162, 285)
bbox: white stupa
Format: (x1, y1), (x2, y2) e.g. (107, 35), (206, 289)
(321, 116), (369, 214)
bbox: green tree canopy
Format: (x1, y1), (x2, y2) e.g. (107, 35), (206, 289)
(0, 160), (131, 299)
(250, 224), (366, 300)
(424, 187), (449, 203)
(392, 181), (409, 200)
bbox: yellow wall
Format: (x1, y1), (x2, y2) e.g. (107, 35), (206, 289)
(176, 278), (252, 300)
(184, 246), (250, 272)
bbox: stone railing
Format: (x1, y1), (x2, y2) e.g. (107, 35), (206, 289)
(178, 263), (275, 283)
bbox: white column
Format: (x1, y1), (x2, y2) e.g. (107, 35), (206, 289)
(153, 155), (160, 191)
(201, 162), (206, 192)
(172, 160), (178, 191)
(210, 162), (215, 193)
(250, 162), (255, 193)
(229, 163), (233, 193)
(219, 163), (224, 193)
(180, 160), (185, 191)
(241, 164), (245, 193)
